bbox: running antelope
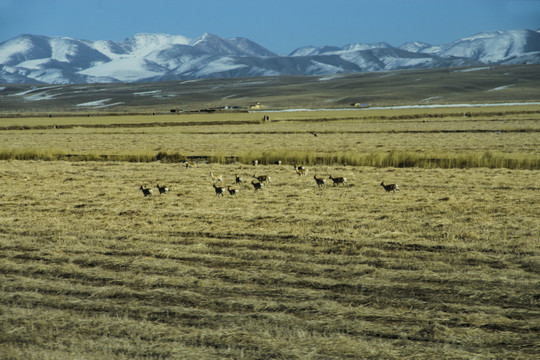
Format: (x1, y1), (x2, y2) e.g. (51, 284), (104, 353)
(156, 184), (169, 194)
(314, 175), (326, 187)
(296, 167), (308, 176)
(213, 184), (225, 196)
(329, 175), (348, 186)
(381, 181), (399, 193)
(251, 180), (264, 191)
(253, 174), (271, 184)
(227, 186), (239, 196)
(210, 172), (223, 183)
(140, 185), (153, 197)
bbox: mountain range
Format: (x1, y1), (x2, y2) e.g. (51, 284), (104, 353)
(1, 29), (539, 84)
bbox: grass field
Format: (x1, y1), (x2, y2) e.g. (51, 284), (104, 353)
(0, 105), (539, 359)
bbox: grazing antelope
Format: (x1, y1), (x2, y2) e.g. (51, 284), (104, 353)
(381, 181), (399, 193)
(156, 184), (169, 194)
(227, 186), (239, 196)
(293, 164), (306, 171)
(184, 161), (195, 168)
(213, 184), (225, 196)
(329, 175), (348, 186)
(253, 174), (271, 184)
(210, 172), (223, 183)
(235, 174), (243, 184)
(314, 175), (326, 187)
(251, 180), (264, 191)
(296, 167), (308, 176)
(140, 185), (153, 197)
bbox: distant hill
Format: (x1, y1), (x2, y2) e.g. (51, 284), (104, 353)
(0, 29), (539, 84)
(1, 64), (539, 114)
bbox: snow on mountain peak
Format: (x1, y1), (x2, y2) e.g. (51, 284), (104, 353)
(123, 33), (191, 55)
(399, 41), (431, 53)
(0, 28), (539, 84)
(424, 29), (538, 63)
(460, 30), (504, 42)
(50, 37), (80, 62)
(0, 36), (34, 64)
(343, 42), (392, 51)
(289, 46), (321, 57)
(290, 42), (392, 57)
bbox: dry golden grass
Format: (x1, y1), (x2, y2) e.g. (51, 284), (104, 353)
(0, 107), (539, 359)
(1, 106), (539, 168)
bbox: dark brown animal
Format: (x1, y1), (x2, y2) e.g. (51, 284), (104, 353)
(381, 181), (399, 193)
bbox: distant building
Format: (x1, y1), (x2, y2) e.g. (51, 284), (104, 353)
(352, 103), (370, 108)
(249, 102), (265, 109)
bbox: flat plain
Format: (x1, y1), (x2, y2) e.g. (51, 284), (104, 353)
(1, 67), (539, 359)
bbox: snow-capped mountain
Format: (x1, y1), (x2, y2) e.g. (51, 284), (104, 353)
(403, 29), (540, 64)
(0, 29), (539, 84)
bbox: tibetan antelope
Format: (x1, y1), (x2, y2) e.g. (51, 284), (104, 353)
(251, 180), (264, 191)
(227, 186), (239, 195)
(293, 164), (306, 171)
(156, 184), (169, 194)
(140, 185), (153, 197)
(235, 174), (243, 184)
(184, 161), (195, 168)
(314, 175), (326, 187)
(381, 181), (399, 193)
(213, 184), (225, 196)
(296, 167), (308, 176)
(210, 172), (223, 183)
(253, 174), (271, 184)
(252, 160), (258, 166)
(329, 175), (348, 186)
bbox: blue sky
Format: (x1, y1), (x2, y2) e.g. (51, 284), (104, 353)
(1, 0), (539, 54)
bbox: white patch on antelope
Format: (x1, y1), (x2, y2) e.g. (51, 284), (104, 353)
(213, 184), (225, 196)
(251, 180), (264, 191)
(156, 184), (169, 194)
(296, 167), (308, 176)
(140, 185), (153, 196)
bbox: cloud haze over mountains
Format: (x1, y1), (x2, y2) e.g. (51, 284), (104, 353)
(1, 29), (539, 84)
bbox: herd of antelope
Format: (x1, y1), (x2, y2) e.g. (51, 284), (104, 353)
(140, 162), (400, 197)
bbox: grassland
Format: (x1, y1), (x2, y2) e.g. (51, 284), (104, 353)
(1, 106), (539, 168)
(0, 104), (539, 359)
(1, 64), (540, 114)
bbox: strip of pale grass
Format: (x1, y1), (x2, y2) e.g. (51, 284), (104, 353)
(234, 149), (540, 169)
(0, 147), (66, 161)
(2, 105), (539, 128)
(1, 148), (538, 169)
